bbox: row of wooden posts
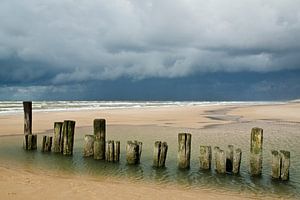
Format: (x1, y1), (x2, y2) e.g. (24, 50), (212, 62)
(22, 101), (290, 181)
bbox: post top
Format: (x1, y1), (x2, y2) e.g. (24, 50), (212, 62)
(271, 150), (279, 155)
(280, 150), (290, 157)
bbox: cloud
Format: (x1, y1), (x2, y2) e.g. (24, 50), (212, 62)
(1, 70), (300, 101)
(0, 0), (300, 85)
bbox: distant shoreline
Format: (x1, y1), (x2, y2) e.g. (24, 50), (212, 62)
(0, 100), (289, 116)
(0, 101), (299, 135)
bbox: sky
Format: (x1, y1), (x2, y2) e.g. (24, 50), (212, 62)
(0, 0), (300, 100)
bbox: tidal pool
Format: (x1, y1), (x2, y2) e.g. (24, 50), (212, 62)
(0, 121), (299, 199)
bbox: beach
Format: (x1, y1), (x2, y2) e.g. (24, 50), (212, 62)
(0, 101), (299, 199)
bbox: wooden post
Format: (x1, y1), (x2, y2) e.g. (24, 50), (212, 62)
(214, 147), (226, 174)
(32, 135), (37, 150)
(233, 148), (242, 174)
(46, 136), (52, 151)
(114, 141), (120, 162)
(214, 146), (219, 169)
(23, 135), (28, 150)
(53, 122), (63, 153)
(153, 141), (168, 168)
(94, 140), (104, 160)
(106, 140), (115, 162)
(23, 134), (37, 150)
(250, 127), (263, 176)
(138, 141), (143, 158)
(23, 101), (36, 150)
(159, 142), (168, 167)
(280, 150), (290, 181)
(60, 125), (64, 154)
(23, 101), (32, 135)
(94, 119), (106, 140)
(42, 136), (52, 152)
(83, 135), (95, 157)
(153, 141), (161, 167)
(42, 136), (46, 152)
(62, 120), (76, 156)
(93, 119), (106, 160)
(226, 145), (234, 172)
(126, 141), (142, 165)
(271, 150), (281, 179)
(199, 145), (212, 170)
(28, 135), (33, 150)
(178, 133), (191, 169)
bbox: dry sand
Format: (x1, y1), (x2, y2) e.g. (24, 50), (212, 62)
(0, 102), (299, 200)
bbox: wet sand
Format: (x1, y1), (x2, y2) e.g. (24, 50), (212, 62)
(0, 105), (232, 136)
(1, 164), (255, 200)
(0, 102), (299, 200)
(229, 102), (300, 123)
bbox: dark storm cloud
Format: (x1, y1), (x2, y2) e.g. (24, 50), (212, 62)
(2, 70), (300, 101)
(0, 0), (300, 85)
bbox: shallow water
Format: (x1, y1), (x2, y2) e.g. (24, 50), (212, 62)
(0, 121), (299, 199)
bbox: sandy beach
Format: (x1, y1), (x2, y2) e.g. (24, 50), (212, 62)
(0, 105), (232, 136)
(0, 102), (299, 200)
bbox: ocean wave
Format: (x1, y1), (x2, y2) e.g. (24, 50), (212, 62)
(0, 100), (286, 115)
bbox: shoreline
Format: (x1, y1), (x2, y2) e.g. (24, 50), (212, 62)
(0, 104), (238, 136)
(1, 101), (299, 136)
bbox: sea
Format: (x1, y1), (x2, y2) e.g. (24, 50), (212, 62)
(0, 100), (287, 115)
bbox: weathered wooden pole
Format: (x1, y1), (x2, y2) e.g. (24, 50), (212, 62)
(106, 140), (115, 162)
(83, 135), (95, 157)
(23, 135), (29, 150)
(42, 136), (52, 152)
(23, 134), (37, 150)
(250, 127), (263, 176)
(178, 133), (191, 169)
(199, 145), (212, 170)
(94, 140), (102, 159)
(153, 141), (161, 167)
(159, 142), (168, 167)
(280, 150), (290, 181)
(233, 148), (242, 174)
(271, 150), (290, 181)
(114, 141), (120, 162)
(105, 140), (120, 162)
(271, 150), (281, 179)
(214, 147), (226, 174)
(62, 120), (76, 156)
(126, 141), (142, 165)
(226, 145), (234, 173)
(214, 146), (219, 169)
(153, 141), (168, 168)
(27, 135), (33, 150)
(138, 141), (143, 157)
(23, 101), (37, 150)
(23, 101), (32, 135)
(93, 119), (106, 160)
(53, 122), (63, 153)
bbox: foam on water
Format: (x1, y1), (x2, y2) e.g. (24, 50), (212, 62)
(0, 100), (286, 114)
